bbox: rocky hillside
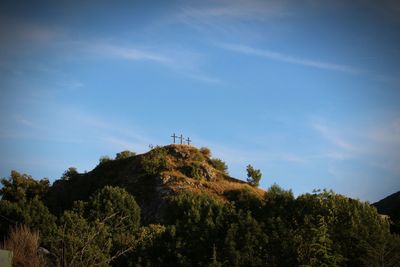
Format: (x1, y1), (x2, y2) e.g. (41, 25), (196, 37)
(46, 144), (264, 223)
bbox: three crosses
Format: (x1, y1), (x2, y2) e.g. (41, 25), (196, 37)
(171, 133), (191, 145)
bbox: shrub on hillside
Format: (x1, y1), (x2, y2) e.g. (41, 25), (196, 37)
(99, 155), (112, 164)
(61, 167), (78, 181)
(210, 158), (228, 175)
(116, 150), (136, 160)
(180, 162), (202, 180)
(200, 147), (211, 158)
(141, 147), (169, 175)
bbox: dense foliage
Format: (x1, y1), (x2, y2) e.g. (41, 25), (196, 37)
(1, 148), (399, 266)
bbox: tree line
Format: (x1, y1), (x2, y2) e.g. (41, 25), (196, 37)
(1, 170), (399, 266)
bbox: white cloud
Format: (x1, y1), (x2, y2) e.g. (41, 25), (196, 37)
(218, 43), (360, 73)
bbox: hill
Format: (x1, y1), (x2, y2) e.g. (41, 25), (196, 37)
(373, 191), (400, 233)
(373, 191), (400, 216)
(46, 144), (264, 222)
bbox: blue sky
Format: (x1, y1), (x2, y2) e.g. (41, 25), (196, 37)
(1, 0), (399, 202)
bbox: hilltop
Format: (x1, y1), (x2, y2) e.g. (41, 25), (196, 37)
(46, 144), (264, 222)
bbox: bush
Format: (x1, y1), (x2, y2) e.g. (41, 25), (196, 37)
(225, 188), (263, 214)
(200, 147), (211, 158)
(1, 225), (44, 267)
(210, 158), (228, 175)
(99, 155), (112, 164)
(180, 162), (202, 180)
(141, 147), (168, 176)
(61, 167), (78, 181)
(87, 186), (141, 233)
(115, 150), (136, 160)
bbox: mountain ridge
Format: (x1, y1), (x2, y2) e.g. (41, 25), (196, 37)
(373, 190), (400, 233)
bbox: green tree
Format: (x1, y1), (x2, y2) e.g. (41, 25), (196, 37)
(118, 224), (166, 267)
(221, 210), (267, 267)
(0, 170), (49, 202)
(116, 150), (136, 160)
(162, 192), (231, 266)
(61, 167), (78, 181)
(86, 186), (140, 233)
(360, 230), (400, 267)
(295, 190), (394, 267)
(47, 187), (143, 267)
(298, 215), (343, 267)
(0, 197), (57, 247)
(246, 165), (262, 187)
(0, 171), (56, 243)
(262, 184), (298, 266)
(52, 210), (111, 267)
(99, 155), (112, 164)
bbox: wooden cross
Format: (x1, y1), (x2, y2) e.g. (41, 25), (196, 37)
(186, 137), (191, 145)
(171, 133), (177, 144)
(178, 134), (184, 144)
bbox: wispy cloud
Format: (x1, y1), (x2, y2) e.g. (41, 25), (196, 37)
(312, 122), (359, 153)
(79, 42), (222, 84)
(175, 1), (291, 40)
(90, 44), (170, 63)
(218, 43), (360, 73)
(0, 106), (157, 154)
(61, 107), (156, 152)
(14, 114), (34, 127)
(194, 136), (307, 167)
(312, 117), (400, 175)
(0, 15), (222, 85)
(179, 0), (289, 21)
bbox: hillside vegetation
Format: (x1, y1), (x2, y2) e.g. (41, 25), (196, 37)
(1, 145), (400, 266)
